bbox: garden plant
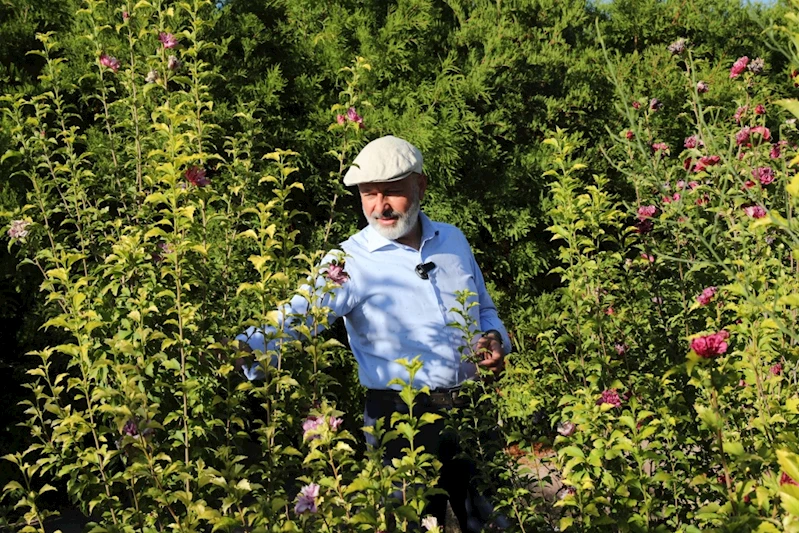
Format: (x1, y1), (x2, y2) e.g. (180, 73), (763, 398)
(4, 0), (799, 532)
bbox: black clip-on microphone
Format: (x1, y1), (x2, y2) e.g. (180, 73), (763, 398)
(415, 262), (436, 280)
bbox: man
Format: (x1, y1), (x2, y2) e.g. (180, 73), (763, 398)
(237, 135), (510, 531)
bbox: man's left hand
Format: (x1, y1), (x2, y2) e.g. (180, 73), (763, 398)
(476, 332), (505, 374)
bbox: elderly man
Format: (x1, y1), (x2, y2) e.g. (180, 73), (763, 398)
(237, 135), (510, 531)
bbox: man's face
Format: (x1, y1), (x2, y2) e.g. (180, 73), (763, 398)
(358, 174), (427, 240)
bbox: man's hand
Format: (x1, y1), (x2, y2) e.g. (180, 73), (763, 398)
(476, 331), (505, 374)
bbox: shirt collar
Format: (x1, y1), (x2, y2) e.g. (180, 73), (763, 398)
(363, 211), (438, 252)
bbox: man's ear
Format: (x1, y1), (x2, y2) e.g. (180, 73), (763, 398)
(417, 173), (428, 200)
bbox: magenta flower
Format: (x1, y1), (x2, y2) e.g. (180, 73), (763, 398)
(736, 127), (751, 146)
(123, 419), (139, 437)
(743, 205), (767, 219)
(752, 167), (775, 185)
(159, 32), (178, 49)
(597, 389), (622, 408)
(325, 261), (349, 285)
(734, 106), (747, 123)
(557, 421), (576, 436)
(782, 473), (799, 486)
(770, 143), (782, 159)
(184, 166), (209, 187)
(637, 205), (657, 219)
(697, 81), (709, 93)
(632, 101), (641, 110)
(696, 286), (717, 306)
(652, 142), (669, 153)
(691, 330), (730, 358)
(672, 193), (681, 202)
(684, 135), (703, 149)
(8, 220), (30, 239)
(625, 130), (634, 140)
(100, 53), (121, 73)
(752, 126), (771, 143)
(693, 155), (721, 173)
(730, 56), (750, 78)
(302, 416), (324, 441)
(329, 416), (343, 430)
(755, 104), (766, 115)
(294, 483), (320, 514)
(336, 114), (346, 125)
(346, 107), (362, 124)
(770, 363), (783, 376)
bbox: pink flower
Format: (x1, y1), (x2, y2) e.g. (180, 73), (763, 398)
(755, 104), (766, 115)
(637, 205), (657, 219)
(336, 114), (346, 125)
(752, 167), (775, 185)
(696, 286), (717, 306)
(329, 416), (343, 430)
(696, 194), (709, 206)
(730, 56), (750, 78)
(694, 155), (720, 173)
(184, 166), (209, 187)
(122, 11), (129, 21)
(684, 135), (703, 149)
(346, 107), (363, 124)
(743, 180), (756, 189)
(743, 205), (767, 219)
(734, 106), (748, 123)
(641, 253), (655, 263)
(770, 143), (782, 159)
(325, 261), (349, 285)
(672, 193), (681, 202)
(557, 421), (576, 436)
(736, 127), (751, 146)
(676, 180), (686, 189)
(650, 98), (663, 111)
(752, 126), (771, 143)
(697, 81), (709, 93)
(159, 32), (178, 49)
(295, 483), (320, 514)
(302, 416), (324, 441)
(626, 130), (634, 140)
(770, 363), (783, 376)
(652, 142), (669, 154)
(632, 101), (641, 109)
(7, 220), (30, 239)
(614, 343), (628, 356)
(100, 53), (121, 72)
(688, 181), (699, 190)
(605, 307), (614, 315)
(781, 473), (799, 486)
(690, 330), (730, 358)
(597, 389), (622, 408)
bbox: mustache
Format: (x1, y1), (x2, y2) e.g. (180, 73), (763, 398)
(370, 210), (402, 220)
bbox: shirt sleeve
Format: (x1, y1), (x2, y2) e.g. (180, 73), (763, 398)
(470, 252), (512, 352)
(235, 251), (358, 379)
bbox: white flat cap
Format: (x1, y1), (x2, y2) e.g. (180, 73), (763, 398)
(343, 135), (423, 186)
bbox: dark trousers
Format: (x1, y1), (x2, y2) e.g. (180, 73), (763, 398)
(363, 390), (494, 533)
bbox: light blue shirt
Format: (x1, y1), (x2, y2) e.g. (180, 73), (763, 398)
(236, 212), (511, 390)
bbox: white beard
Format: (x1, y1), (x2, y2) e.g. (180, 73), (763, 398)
(365, 191), (421, 241)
